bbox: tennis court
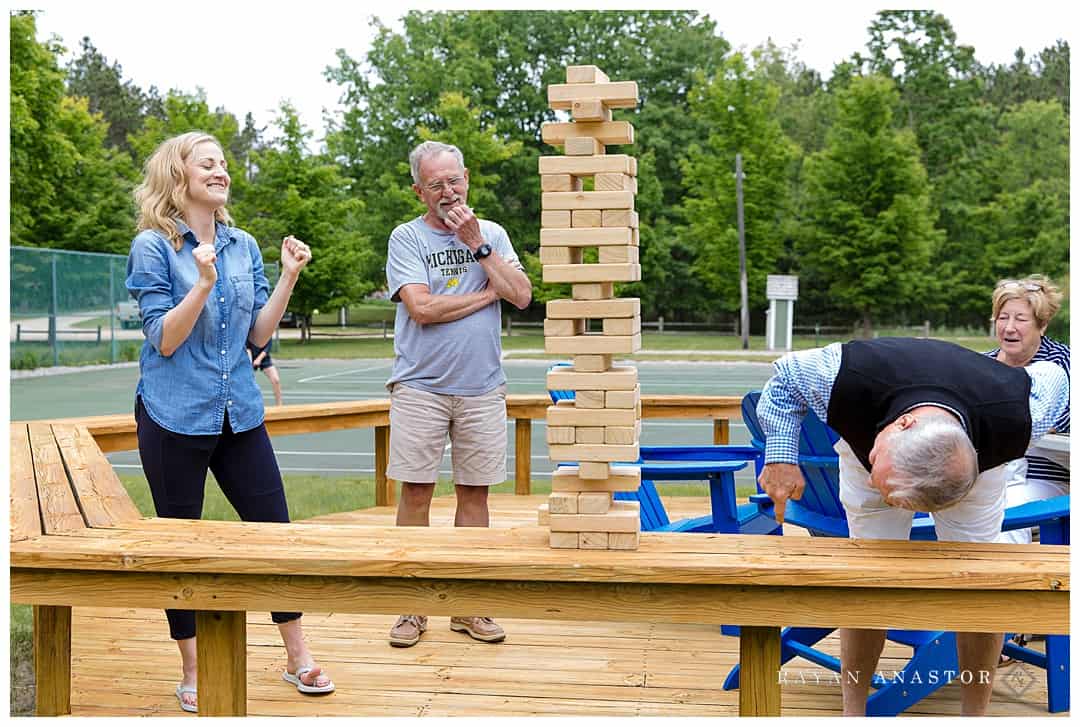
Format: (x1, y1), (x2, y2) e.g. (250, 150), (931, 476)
(10, 357), (776, 486)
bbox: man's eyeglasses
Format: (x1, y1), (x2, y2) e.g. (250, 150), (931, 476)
(1000, 280), (1043, 292)
(423, 176), (465, 193)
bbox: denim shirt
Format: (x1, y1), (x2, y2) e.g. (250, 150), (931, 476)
(126, 221), (270, 435)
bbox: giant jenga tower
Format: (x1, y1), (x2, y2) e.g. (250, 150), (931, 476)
(536, 65), (643, 550)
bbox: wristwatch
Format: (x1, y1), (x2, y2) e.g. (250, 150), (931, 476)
(474, 243), (493, 260)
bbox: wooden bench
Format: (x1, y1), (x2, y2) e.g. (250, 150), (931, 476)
(10, 419), (1070, 717)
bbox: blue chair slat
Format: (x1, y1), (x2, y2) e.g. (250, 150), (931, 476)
(726, 390), (1069, 715)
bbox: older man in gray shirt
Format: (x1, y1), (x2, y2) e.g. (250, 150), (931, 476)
(384, 141), (532, 648)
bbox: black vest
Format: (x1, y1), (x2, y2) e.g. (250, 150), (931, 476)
(826, 338), (1032, 472)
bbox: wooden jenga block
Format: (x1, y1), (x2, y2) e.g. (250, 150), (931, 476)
(602, 316), (641, 336)
(604, 426), (636, 445)
(575, 391), (605, 409)
(551, 464), (640, 492)
(636, 397), (642, 418)
(578, 461), (610, 480)
(574, 354), (613, 372)
(545, 332), (641, 355)
(538, 155), (635, 176)
(544, 263), (640, 285)
(539, 247), (583, 265)
(546, 426), (576, 444)
(595, 173), (637, 193)
(598, 246), (639, 264)
(548, 82), (639, 110)
(540, 227), (634, 247)
(571, 99), (612, 122)
(537, 503), (550, 525)
(566, 65), (609, 84)
(541, 210), (571, 228)
(608, 531), (641, 550)
(548, 492), (579, 514)
(606, 384), (641, 410)
(547, 298), (640, 319)
(571, 283), (614, 300)
(565, 137), (603, 156)
(579, 532), (610, 549)
(549, 443), (640, 463)
(542, 121), (635, 146)
(550, 531), (580, 548)
(602, 209), (639, 228)
(575, 426), (605, 443)
(543, 318), (585, 337)
(547, 405), (637, 427)
(549, 500), (640, 532)
(555, 398), (575, 407)
(632, 227), (639, 245)
(547, 365), (638, 391)
(572, 210), (603, 228)
(540, 174), (583, 192)
(543, 191), (634, 211)
(578, 492), (613, 514)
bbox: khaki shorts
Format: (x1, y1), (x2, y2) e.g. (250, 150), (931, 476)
(835, 439), (1008, 543)
(387, 383), (508, 486)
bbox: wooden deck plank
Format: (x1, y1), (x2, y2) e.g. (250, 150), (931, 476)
(27, 421), (86, 534)
(64, 605), (1063, 717)
(53, 424), (142, 527)
(10, 423), (42, 541)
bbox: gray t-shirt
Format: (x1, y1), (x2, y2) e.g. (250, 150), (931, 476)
(385, 215), (524, 396)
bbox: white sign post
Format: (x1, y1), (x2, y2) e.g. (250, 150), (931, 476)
(766, 275), (799, 351)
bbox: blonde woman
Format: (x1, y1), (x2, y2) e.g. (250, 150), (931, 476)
(985, 275), (1070, 545)
(125, 132), (333, 712)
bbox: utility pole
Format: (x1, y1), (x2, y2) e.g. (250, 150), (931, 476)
(736, 153), (749, 349)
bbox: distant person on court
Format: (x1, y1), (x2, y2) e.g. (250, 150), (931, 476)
(125, 131), (333, 712)
(755, 337), (1067, 716)
(248, 339), (284, 406)
(383, 140), (532, 648)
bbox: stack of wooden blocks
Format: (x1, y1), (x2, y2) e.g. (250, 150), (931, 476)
(535, 65), (643, 551)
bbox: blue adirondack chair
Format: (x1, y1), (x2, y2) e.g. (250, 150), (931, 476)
(545, 363), (777, 534)
(723, 390), (1070, 715)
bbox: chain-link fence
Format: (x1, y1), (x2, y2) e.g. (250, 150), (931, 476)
(10, 246), (279, 370)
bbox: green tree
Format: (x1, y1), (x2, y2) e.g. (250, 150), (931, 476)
(796, 75), (940, 334)
(65, 36), (163, 153)
(9, 12), (138, 253)
(679, 50), (798, 318)
(325, 10), (729, 317)
(232, 104), (378, 341)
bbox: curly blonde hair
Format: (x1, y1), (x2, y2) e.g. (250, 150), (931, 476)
(991, 274), (1064, 330)
(134, 131), (233, 251)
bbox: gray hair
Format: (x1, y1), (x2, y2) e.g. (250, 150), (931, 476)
(885, 417), (979, 512)
(409, 141), (465, 184)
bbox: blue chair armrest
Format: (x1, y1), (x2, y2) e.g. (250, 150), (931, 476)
(1002, 495), (1070, 532)
(641, 445), (761, 462)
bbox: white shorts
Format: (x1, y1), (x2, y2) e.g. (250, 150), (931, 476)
(835, 439), (1008, 543)
(387, 383), (508, 486)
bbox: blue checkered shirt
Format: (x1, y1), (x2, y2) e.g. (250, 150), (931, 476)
(757, 342), (1070, 466)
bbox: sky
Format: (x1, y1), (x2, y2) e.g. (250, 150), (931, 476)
(26, 0), (1075, 146)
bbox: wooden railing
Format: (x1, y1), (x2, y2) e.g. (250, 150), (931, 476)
(55, 394), (742, 507)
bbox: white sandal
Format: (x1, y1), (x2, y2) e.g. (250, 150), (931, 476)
(175, 683), (198, 713)
(282, 665), (335, 694)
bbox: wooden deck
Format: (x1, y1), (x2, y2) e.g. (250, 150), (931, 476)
(63, 494), (1063, 717)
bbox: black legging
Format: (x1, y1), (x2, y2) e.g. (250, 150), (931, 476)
(135, 397), (300, 640)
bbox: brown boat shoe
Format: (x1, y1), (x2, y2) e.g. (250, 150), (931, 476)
(449, 616), (506, 643)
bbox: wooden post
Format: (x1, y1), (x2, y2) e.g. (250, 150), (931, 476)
(196, 611), (247, 716)
(515, 418), (532, 495)
(713, 418), (730, 445)
(375, 425), (395, 506)
(33, 605), (71, 716)
(739, 625), (781, 716)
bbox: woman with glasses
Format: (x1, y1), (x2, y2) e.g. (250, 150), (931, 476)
(985, 275), (1069, 545)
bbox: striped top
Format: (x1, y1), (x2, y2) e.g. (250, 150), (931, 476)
(985, 336), (1070, 484)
